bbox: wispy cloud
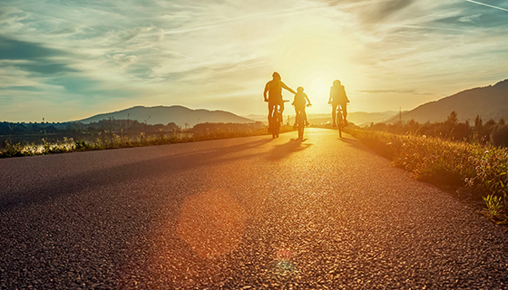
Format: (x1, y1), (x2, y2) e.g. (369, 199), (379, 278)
(163, 5), (320, 35)
(1, 0), (508, 120)
(464, 0), (508, 12)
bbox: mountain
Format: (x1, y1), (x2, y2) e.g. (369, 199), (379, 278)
(245, 111), (398, 126)
(76, 105), (255, 127)
(388, 79), (508, 123)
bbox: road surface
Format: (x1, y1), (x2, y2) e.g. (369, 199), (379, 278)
(0, 128), (507, 289)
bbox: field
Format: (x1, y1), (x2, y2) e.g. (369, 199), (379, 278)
(0, 124), (294, 158)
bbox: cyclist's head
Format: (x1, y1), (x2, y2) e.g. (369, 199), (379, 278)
(297, 87), (304, 92)
(333, 80), (341, 86)
(272, 72), (281, 80)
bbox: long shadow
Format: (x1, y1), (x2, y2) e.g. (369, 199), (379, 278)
(0, 135), (298, 288)
(267, 138), (313, 161)
(0, 138), (272, 213)
(338, 134), (393, 156)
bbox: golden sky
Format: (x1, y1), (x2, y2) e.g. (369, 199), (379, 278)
(1, 0), (508, 121)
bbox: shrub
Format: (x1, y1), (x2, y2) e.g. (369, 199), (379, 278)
(491, 125), (508, 147)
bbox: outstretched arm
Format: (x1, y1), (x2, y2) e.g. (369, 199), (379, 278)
(328, 89), (333, 104)
(344, 87), (350, 103)
(281, 82), (296, 94)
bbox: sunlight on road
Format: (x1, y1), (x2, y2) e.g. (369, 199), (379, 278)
(177, 189), (249, 259)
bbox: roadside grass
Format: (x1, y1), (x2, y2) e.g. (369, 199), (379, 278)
(346, 128), (508, 224)
(0, 126), (294, 158)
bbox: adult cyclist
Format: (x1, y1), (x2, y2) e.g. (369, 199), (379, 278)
(328, 80), (350, 127)
(264, 72), (296, 131)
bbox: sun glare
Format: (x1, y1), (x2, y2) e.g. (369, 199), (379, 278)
(294, 70), (336, 106)
(268, 18), (359, 113)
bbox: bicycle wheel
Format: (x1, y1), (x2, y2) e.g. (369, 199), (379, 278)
(337, 111), (343, 138)
(297, 113), (304, 139)
(273, 114), (280, 138)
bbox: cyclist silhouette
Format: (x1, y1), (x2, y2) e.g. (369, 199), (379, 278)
(328, 80), (349, 127)
(264, 72), (296, 131)
(292, 86), (311, 128)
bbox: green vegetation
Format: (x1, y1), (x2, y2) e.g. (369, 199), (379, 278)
(0, 122), (292, 158)
(483, 195), (503, 219)
(347, 126), (508, 224)
(368, 111), (508, 146)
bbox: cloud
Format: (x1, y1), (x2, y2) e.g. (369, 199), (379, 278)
(1, 0), (508, 120)
(458, 13), (482, 23)
(464, 0), (508, 13)
(0, 36), (66, 60)
(314, 0), (416, 23)
(0, 36), (78, 76)
(0, 95), (14, 105)
(107, 54), (138, 67)
(368, 0), (416, 22)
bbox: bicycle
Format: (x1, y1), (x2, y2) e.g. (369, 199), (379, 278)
(269, 100), (289, 138)
(336, 106), (344, 138)
(330, 103), (346, 138)
(295, 104), (311, 139)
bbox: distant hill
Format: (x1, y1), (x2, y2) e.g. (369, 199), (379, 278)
(76, 105), (255, 127)
(387, 79), (508, 123)
(246, 111), (397, 126)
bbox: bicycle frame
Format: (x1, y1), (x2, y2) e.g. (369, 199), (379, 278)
(295, 104), (310, 139)
(329, 103), (345, 138)
(269, 103), (285, 138)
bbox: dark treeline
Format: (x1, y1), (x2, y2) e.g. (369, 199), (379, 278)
(0, 119), (179, 136)
(1, 118), (265, 148)
(368, 111), (508, 147)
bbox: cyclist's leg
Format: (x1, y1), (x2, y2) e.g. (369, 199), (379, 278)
(293, 107), (298, 127)
(268, 102), (274, 129)
(341, 102), (348, 124)
(332, 103), (338, 126)
(303, 107), (309, 125)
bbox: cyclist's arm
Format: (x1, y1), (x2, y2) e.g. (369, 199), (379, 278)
(329, 89), (333, 104)
(281, 82), (296, 94)
(263, 82), (269, 101)
(304, 93), (311, 105)
(344, 87), (350, 103)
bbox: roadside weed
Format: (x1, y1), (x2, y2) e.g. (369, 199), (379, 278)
(483, 195), (503, 218)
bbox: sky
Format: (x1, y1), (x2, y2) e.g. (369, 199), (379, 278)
(1, 0), (508, 122)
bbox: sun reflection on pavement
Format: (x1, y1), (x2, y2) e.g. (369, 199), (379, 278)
(177, 189), (249, 259)
(273, 248), (298, 278)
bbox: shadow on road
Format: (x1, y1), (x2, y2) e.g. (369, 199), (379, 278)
(338, 134), (388, 156)
(0, 138), (272, 213)
(267, 138), (312, 161)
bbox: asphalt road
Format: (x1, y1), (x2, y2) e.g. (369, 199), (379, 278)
(1, 128), (507, 289)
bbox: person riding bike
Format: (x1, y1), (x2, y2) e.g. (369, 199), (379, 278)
(292, 86), (311, 128)
(264, 72), (296, 131)
(328, 80), (349, 127)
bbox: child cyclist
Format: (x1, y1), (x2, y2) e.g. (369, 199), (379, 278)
(292, 86), (312, 128)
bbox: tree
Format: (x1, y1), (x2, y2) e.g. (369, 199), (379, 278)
(474, 115), (483, 128)
(446, 111), (458, 127)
